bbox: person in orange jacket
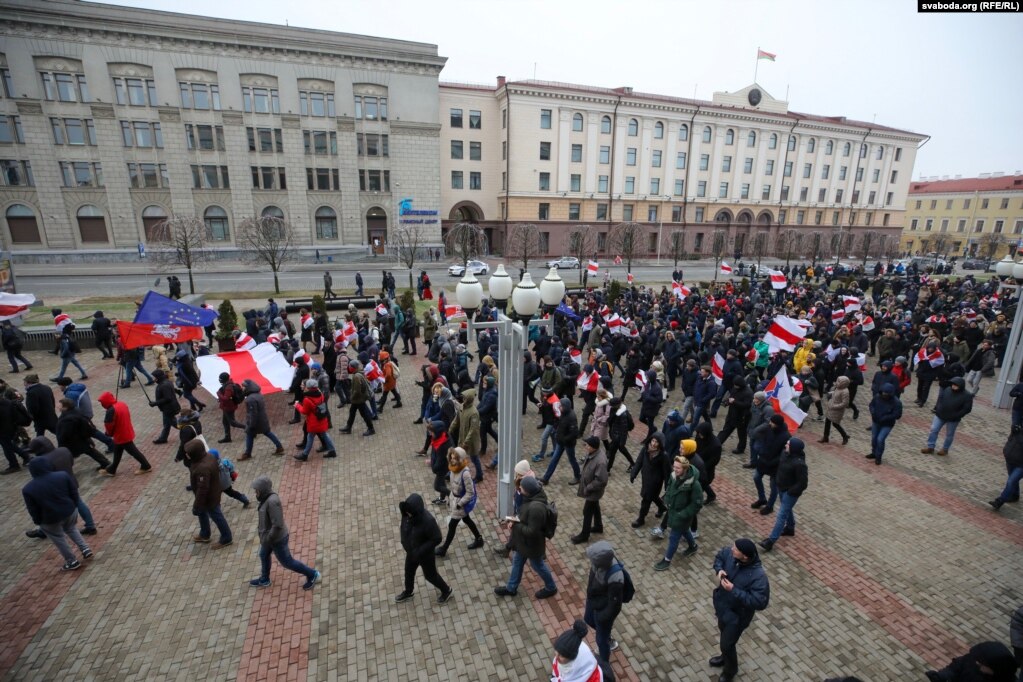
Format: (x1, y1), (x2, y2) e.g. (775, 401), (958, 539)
(377, 350), (403, 412)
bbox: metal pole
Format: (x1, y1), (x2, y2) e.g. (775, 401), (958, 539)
(992, 283), (1022, 409)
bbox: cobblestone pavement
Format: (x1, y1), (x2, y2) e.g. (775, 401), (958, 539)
(0, 345), (1020, 682)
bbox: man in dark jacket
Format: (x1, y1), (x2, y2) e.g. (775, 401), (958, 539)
(395, 493), (451, 604)
(710, 538), (770, 682)
(542, 397), (580, 485)
(239, 379), (285, 460)
(571, 436), (609, 544)
(759, 437), (808, 551)
(717, 376), (754, 454)
(478, 377), (499, 467)
(693, 366), (718, 426)
(91, 311), (114, 359)
(925, 641), (1018, 682)
(249, 475), (320, 590)
(24, 374), (58, 438)
(495, 476), (558, 599)
(21, 457), (92, 571)
(750, 415), (790, 514)
(340, 361), (375, 437)
(55, 398), (110, 470)
(990, 426), (1023, 511)
(710, 350), (743, 418)
(0, 391), (32, 474)
(149, 369), (180, 443)
(915, 342), (943, 407)
(1, 320), (32, 372)
(923, 376), (973, 457)
(183, 439), (232, 549)
(870, 360), (898, 396)
(583, 540), (625, 663)
(24, 437), (98, 538)
(639, 369), (664, 441)
(868, 382), (902, 465)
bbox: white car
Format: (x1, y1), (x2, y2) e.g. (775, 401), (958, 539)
(448, 260), (489, 276)
(546, 256), (581, 269)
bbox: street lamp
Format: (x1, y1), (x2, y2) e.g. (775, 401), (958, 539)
(457, 269), (554, 519)
(992, 260), (1023, 409)
(540, 267), (566, 311)
(488, 264), (513, 312)
(995, 255), (1016, 280)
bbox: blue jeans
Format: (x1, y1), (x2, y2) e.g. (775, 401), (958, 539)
(506, 550), (556, 593)
(77, 498), (96, 530)
(768, 492), (798, 541)
(665, 525), (696, 561)
(57, 355), (87, 379)
(871, 423), (893, 462)
(926, 417), (959, 452)
(753, 470), (777, 507)
(125, 358), (153, 384)
(535, 424), (555, 458)
(259, 535), (315, 581)
(543, 442), (580, 482)
(197, 504), (232, 544)
(997, 466), (1023, 503)
(92, 427), (114, 449)
(303, 431), (335, 457)
(583, 600), (614, 663)
(748, 442), (761, 467)
(245, 430), (283, 454)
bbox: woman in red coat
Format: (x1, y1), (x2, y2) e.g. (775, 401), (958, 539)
(294, 380), (336, 461)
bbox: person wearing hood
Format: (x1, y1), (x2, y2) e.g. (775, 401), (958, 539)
(395, 492), (452, 604)
(583, 540), (626, 664)
(925, 641), (1019, 682)
(653, 453), (702, 570)
(56, 376), (114, 451)
(550, 620), (611, 682)
(759, 437), (809, 552)
(239, 379), (285, 461)
(451, 388), (483, 482)
(2, 319), (32, 371)
(414, 364), (440, 426)
(249, 475), (321, 591)
(340, 360), (375, 437)
(294, 379), (336, 461)
(638, 368), (664, 442)
(22, 456), (93, 570)
(821, 375), (851, 445)
(868, 382), (903, 465)
(435, 447), (484, 557)
(590, 387), (612, 446)
(172, 408), (203, 464)
(695, 422), (722, 504)
(90, 310), (114, 359)
(173, 348), (205, 412)
(495, 475), (558, 600)
(990, 426), (1023, 511)
(182, 439), (232, 549)
(717, 376), (754, 455)
(605, 397), (636, 473)
(427, 419), (452, 505)
(376, 350), (402, 412)
(571, 436), (609, 545)
(710, 539), (770, 682)
(149, 369), (181, 444)
(923, 376), (974, 457)
(750, 414), (790, 514)
(542, 397), (581, 486)
(693, 365), (718, 426)
(24, 437), (97, 538)
(630, 431), (669, 529)
(55, 396), (111, 470)
(98, 391), (152, 476)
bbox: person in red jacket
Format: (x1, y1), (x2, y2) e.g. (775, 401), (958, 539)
(215, 372), (245, 444)
(294, 379), (336, 461)
(97, 391), (152, 476)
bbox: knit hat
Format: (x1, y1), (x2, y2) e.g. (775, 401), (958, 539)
(680, 439), (697, 456)
(514, 460), (532, 477)
(734, 538), (758, 560)
(787, 437), (805, 456)
(583, 435), (601, 450)
(520, 476), (542, 496)
(553, 620), (588, 659)
(753, 391), (767, 401)
(219, 372), (230, 383)
(769, 414), (785, 426)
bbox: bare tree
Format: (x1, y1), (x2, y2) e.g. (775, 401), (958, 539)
(238, 214), (293, 294)
(505, 222), (543, 274)
(663, 230), (687, 271)
(858, 230), (879, 266)
(751, 231), (770, 269)
(392, 221), (427, 289)
(978, 232), (1005, 261)
(830, 228), (852, 265)
(443, 221), (489, 269)
(149, 215), (213, 295)
(608, 221), (643, 277)
(806, 232), (825, 266)
(775, 229), (800, 268)
(567, 226), (596, 285)
(711, 228), (728, 281)
(931, 233), (951, 265)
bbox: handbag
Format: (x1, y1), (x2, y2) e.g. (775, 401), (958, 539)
(193, 433), (210, 452)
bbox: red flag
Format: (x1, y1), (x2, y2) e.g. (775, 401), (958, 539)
(115, 319), (203, 350)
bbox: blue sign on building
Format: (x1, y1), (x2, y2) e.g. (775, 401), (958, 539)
(398, 197), (439, 225)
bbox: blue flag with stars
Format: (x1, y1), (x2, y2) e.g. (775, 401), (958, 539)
(133, 290), (218, 327)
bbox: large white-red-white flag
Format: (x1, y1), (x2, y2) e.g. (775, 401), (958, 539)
(719, 261), (733, 275)
(0, 293), (35, 321)
(767, 269), (787, 290)
(843, 296), (862, 314)
(764, 316), (808, 352)
(196, 342), (295, 397)
(711, 352), (725, 385)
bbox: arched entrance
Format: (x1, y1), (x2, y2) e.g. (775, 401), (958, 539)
(449, 202), (483, 222)
(735, 210), (753, 257)
(367, 207), (387, 254)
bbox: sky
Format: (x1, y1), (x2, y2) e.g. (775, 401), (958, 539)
(103, 0), (1023, 179)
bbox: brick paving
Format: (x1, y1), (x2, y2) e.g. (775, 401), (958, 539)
(0, 343), (1020, 682)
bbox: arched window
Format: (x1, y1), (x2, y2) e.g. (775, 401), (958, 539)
(628, 119), (638, 136)
(807, 138), (816, 153)
(601, 116), (612, 134)
(653, 121), (664, 139)
(5, 204), (41, 244)
(725, 128), (734, 145)
(768, 133), (778, 149)
(261, 205), (284, 219)
(860, 143), (868, 158)
(76, 204), (108, 243)
(843, 142), (851, 156)
(702, 126), (712, 143)
(315, 206), (338, 240)
(204, 205), (229, 241)
(787, 135), (797, 151)
(747, 131), (757, 147)
(141, 205), (167, 241)
(825, 140), (834, 155)
(678, 124), (688, 141)
(572, 113), (584, 132)
(876, 146), (884, 160)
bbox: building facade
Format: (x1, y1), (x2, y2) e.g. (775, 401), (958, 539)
(900, 174), (1023, 260)
(440, 79), (927, 261)
(0, 0), (445, 260)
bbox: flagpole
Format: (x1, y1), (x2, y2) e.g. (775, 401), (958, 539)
(754, 46), (759, 84)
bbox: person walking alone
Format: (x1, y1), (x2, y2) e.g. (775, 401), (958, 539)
(922, 377), (973, 457)
(710, 539), (771, 682)
(571, 436), (609, 544)
(395, 493), (452, 604)
(248, 475), (321, 590)
(759, 437), (809, 552)
(583, 540), (626, 663)
(323, 271), (336, 300)
(867, 383), (902, 465)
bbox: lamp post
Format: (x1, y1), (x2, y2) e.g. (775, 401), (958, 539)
(992, 257), (1023, 409)
(459, 267), (563, 518)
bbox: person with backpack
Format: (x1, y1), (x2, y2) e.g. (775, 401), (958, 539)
(495, 475), (558, 600)
(653, 455), (702, 570)
(711, 539), (771, 682)
(583, 540), (630, 663)
(173, 409), (203, 464)
(395, 492), (452, 604)
(434, 447), (484, 557)
(51, 330), (88, 382)
(216, 372), (246, 444)
(376, 350), (403, 412)
(340, 360), (376, 437)
(1, 320), (32, 372)
(210, 449), (248, 508)
(249, 475), (320, 590)
(294, 379), (337, 461)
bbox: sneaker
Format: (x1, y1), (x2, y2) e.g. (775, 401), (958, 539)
(249, 577), (272, 588)
(494, 586), (517, 597)
(534, 586), (558, 599)
(438, 588), (454, 604)
(609, 639), (619, 652)
(61, 559), (82, 571)
(690, 530), (700, 539)
(653, 559), (672, 571)
(682, 544), (699, 557)
(82, 548), (94, 559)
(394, 590), (414, 603)
(303, 570), (321, 590)
(650, 527), (664, 539)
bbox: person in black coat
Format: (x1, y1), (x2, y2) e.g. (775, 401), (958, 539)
(582, 540), (625, 664)
(24, 374), (58, 438)
(639, 369), (664, 443)
(149, 369), (181, 443)
(2, 320), (32, 372)
(91, 311), (114, 359)
(750, 415), (790, 514)
(629, 431), (669, 527)
(0, 392), (32, 473)
(925, 641), (1018, 682)
(989, 425), (1023, 511)
(395, 493), (451, 604)
(759, 437), (808, 551)
(711, 539), (771, 681)
(605, 398), (635, 472)
(55, 398), (110, 470)
(717, 377), (753, 454)
(696, 421), (722, 504)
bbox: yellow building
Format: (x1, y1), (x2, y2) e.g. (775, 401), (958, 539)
(901, 174), (1023, 259)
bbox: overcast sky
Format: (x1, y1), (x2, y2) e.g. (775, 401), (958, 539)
(104, 0), (1023, 179)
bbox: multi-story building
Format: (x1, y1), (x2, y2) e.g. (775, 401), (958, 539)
(0, 0), (446, 261)
(440, 78), (927, 260)
(900, 174), (1023, 259)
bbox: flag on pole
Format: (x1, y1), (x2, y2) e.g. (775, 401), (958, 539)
(763, 366), (806, 432)
(720, 261), (733, 275)
(764, 316), (808, 352)
(843, 296), (862, 314)
(757, 49), (776, 61)
(767, 269), (787, 290)
(711, 352), (725, 385)
(0, 293), (35, 320)
(195, 342), (295, 397)
(133, 290), (218, 327)
(444, 304), (466, 320)
(587, 260), (599, 274)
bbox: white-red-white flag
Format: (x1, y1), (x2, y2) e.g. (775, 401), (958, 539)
(196, 342), (295, 397)
(364, 359), (383, 381)
(375, 303), (388, 316)
(577, 371), (599, 392)
(843, 296), (862, 314)
(831, 309), (846, 323)
(0, 293), (35, 321)
(569, 347), (583, 365)
(634, 370), (648, 389)
(764, 366), (807, 432)
(614, 255), (623, 265)
(588, 260), (599, 274)
(720, 261), (733, 275)
(234, 332), (256, 351)
(768, 269), (787, 290)
(445, 304), (466, 320)
(764, 316), (808, 352)
(711, 352), (725, 385)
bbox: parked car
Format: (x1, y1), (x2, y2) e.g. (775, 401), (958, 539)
(448, 260), (489, 276)
(546, 256), (580, 269)
(960, 258), (992, 271)
(828, 262), (857, 276)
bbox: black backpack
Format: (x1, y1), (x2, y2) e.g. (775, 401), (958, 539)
(314, 399), (329, 419)
(543, 498), (559, 539)
(607, 561), (636, 603)
(230, 383), (244, 405)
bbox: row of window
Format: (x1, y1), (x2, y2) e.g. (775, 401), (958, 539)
(449, 109), (482, 129)
(914, 197), (1020, 211)
(450, 140), (481, 160)
(910, 217), (1023, 234)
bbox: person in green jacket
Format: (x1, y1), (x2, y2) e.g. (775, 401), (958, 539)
(654, 455), (703, 570)
(451, 389), (482, 482)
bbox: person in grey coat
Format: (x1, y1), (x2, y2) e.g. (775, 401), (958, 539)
(571, 436), (609, 545)
(249, 475), (321, 590)
(743, 392), (774, 470)
(239, 380), (284, 461)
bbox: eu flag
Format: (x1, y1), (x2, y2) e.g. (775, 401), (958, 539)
(133, 291), (218, 327)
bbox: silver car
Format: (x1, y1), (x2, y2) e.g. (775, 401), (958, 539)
(448, 260), (489, 276)
(546, 256), (580, 269)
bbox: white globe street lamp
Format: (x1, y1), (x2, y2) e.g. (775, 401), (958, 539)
(511, 272), (542, 324)
(539, 267), (566, 309)
(995, 255), (1016, 280)
(488, 263), (513, 310)
(455, 270), (484, 312)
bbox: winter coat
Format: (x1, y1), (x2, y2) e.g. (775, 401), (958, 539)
(452, 389), (480, 457)
(590, 399), (611, 440)
(585, 541), (624, 626)
(663, 467), (703, 530)
(381, 357), (398, 391)
(62, 383), (94, 420)
(775, 451), (809, 498)
(447, 466), (477, 520)
(577, 446), (608, 501)
(933, 382), (973, 422)
(99, 392), (135, 445)
(188, 450), (222, 513)
(242, 379), (272, 434)
(399, 493), (442, 562)
(693, 374), (717, 406)
(510, 485), (549, 560)
(153, 378), (181, 415)
(927, 642), (1018, 682)
(1004, 429), (1023, 471)
(712, 546), (770, 629)
(869, 386), (903, 427)
(21, 458), (79, 525)
(753, 424), (790, 475)
(825, 376), (851, 424)
(254, 477), (289, 547)
(607, 404), (633, 444)
(747, 400), (774, 438)
(295, 389), (329, 434)
(639, 377), (663, 421)
(630, 433), (670, 498)
(217, 382), (242, 414)
(555, 398), (579, 446)
(696, 425), (722, 470)
(870, 369), (898, 396)
(25, 383), (57, 433)
(55, 408), (94, 455)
